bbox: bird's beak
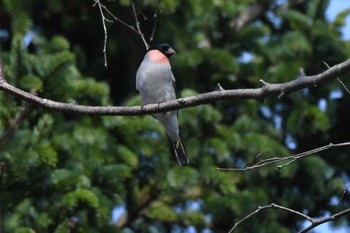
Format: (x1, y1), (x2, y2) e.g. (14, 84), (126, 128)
(169, 48), (176, 55)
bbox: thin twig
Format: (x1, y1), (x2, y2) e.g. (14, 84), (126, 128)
(336, 184), (350, 205)
(228, 203), (314, 233)
(218, 142), (350, 171)
(149, 0), (160, 41)
(96, 1), (140, 35)
(217, 83), (225, 91)
(228, 203), (350, 233)
(0, 58), (5, 83)
(93, 0), (151, 66)
(132, 2), (150, 50)
(324, 61), (350, 94)
(93, 0), (113, 68)
(299, 208), (350, 233)
(138, 8), (148, 20)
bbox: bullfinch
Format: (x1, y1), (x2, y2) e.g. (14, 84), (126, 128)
(136, 43), (189, 166)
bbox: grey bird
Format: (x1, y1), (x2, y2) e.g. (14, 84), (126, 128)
(136, 43), (189, 166)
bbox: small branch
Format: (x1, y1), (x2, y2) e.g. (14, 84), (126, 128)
(231, 2), (268, 31)
(218, 142), (350, 171)
(93, 0), (113, 68)
(275, 142), (350, 170)
(95, 1), (139, 34)
(0, 58), (5, 83)
(93, 0), (150, 65)
(149, 0), (160, 41)
(299, 208), (350, 233)
(324, 61), (350, 94)
(217, 83), (225, 91)
(336, 184), (350, 205)
(228, 203), (313, 233)
(132, 2), (150, 50)
(229, 203), (350, 233)
(1, 58), (350, 116)
(231, 0), (306, 32)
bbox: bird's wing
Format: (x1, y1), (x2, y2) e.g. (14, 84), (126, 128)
(170, 69), (177, 97)
(135, 65), (144, 91)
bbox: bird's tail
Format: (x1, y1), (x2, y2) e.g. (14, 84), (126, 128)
(172, 139), (189, 166)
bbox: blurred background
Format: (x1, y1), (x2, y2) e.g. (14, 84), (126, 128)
(1, 0), (350, 232)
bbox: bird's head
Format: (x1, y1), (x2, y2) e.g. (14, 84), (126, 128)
(151, 43), (176, 58)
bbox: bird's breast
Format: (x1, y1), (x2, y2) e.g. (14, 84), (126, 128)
(136, 63), (175, 104)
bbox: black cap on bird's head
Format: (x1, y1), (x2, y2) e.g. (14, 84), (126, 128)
(151, 43), (176, 58)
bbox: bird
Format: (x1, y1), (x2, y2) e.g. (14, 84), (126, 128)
(136, 43), (189, 166)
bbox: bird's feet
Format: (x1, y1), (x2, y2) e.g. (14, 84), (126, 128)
(141, 103), (145, 111)
(158, 100), (166, 115)
(175, 139), (181, 149)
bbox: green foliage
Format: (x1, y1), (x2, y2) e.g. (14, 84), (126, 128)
(19, 74), (43, 90)
(63, 188), (100, 208)
(279, 9), (311, 31)
(1, 0), (350, 232)
(146, 201), (178, 221)
(287, 102), (330, 136)
(3, 0), (33, 34)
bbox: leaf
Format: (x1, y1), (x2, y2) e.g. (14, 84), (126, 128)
(15, 228), (36, 233)
(19, 75), (43, 91)
(116, 145), (138, 167)
(63, 188), (99, 208)
(4, 0), (33, 34)
(98, 164), (132, 183)
(167, 167), (200, 188)
(279, 9), (310, 31)
(333, 8), (350, 28)
(146, 201), (178, 221)
(50, 36), (70, 51)
(30, 51), (75, 79)
(53, 219), (71, 233)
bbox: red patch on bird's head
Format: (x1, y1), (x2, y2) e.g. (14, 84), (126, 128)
(147, 50), (170, 64)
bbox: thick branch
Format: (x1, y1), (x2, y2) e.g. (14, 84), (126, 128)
(0, 58), (350, 116)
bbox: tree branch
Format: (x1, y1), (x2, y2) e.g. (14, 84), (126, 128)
(228, 203), (350, 233)
(218, 142), (350, 171)
(93, 0), (113, 68)
(132, 2), (150, 50)
(231, 0), (306, 32)
(149, 0), (159, 42)
(324, 61), (350, 94)
(93, 0), (141, 36)
(231, 2), (268, 31)
(299, 207), (350, 233)
(1, 58), (350, 116)
(92, 0), (150, 65)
